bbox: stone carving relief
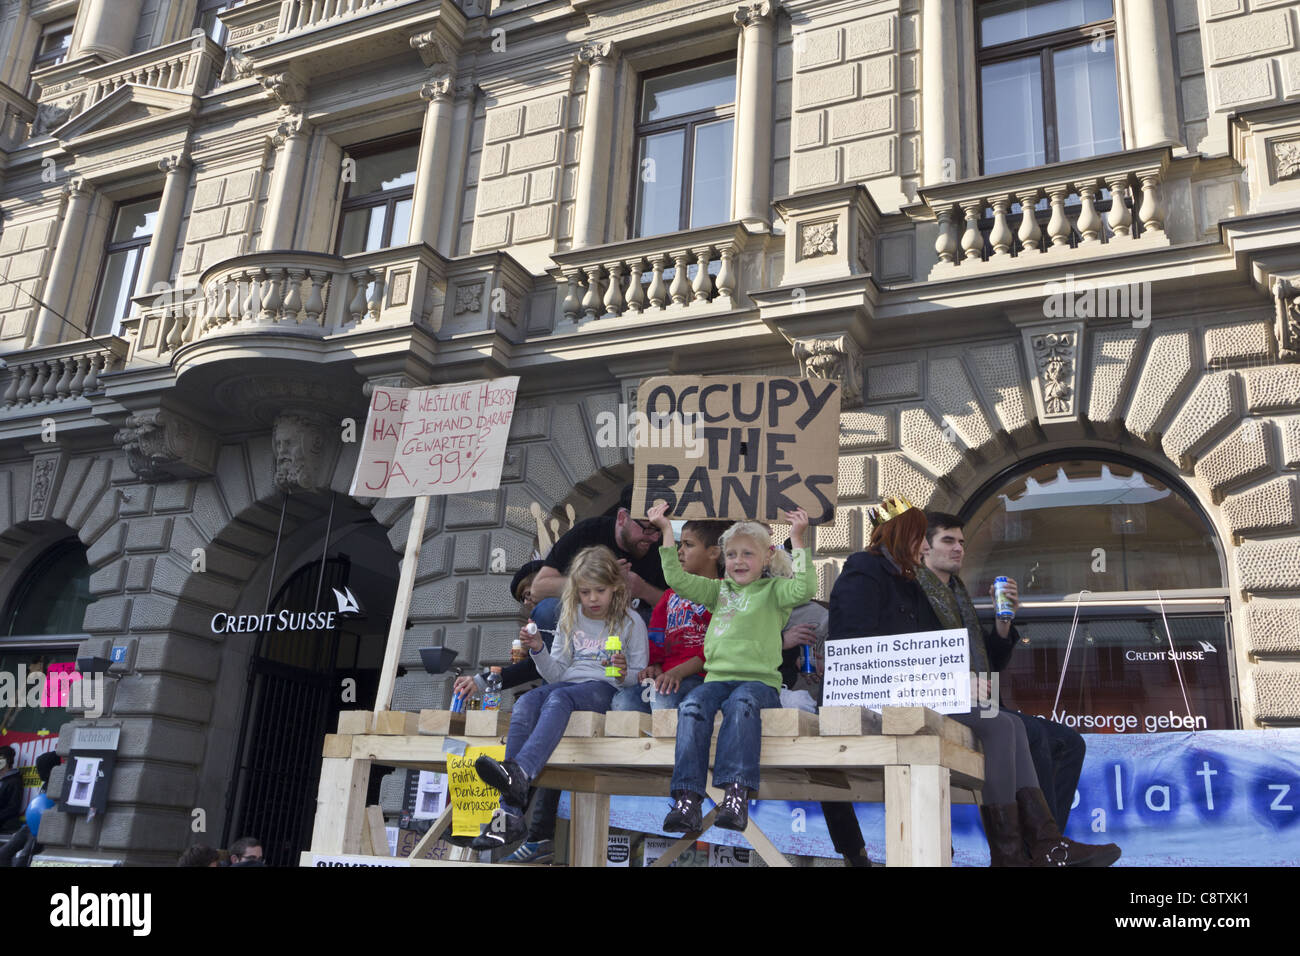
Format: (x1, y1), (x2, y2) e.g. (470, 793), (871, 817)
(1272, 139), (1300, 181)
(272, 410), (335, 493)
(29, 454), (61, 520)
(455, 283), (484, 315)
(1030, 330), (1077, 416)
(1272, 277), (1300, 359)
(735, 2), (776, 28)
(31, 101), (74, 136)
(113, 410), (217, 482)
(801, 221), (837, 258)
(576, 41), (615, 67)
(792, 334), (863, 406)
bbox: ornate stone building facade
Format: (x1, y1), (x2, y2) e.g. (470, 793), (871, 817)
(0, 0), (1297, 863)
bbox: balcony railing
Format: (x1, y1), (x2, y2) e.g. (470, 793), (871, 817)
(1, 339), (126, 409)
(282, 0), (405, 31)
(549, 224), (750, 328)
(918, 147), (1173, 277)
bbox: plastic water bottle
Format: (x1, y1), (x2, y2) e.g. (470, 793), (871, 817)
(482, 666), (503, 710)
(994, 576), (1015, 620)
(603, 635), (622, 678)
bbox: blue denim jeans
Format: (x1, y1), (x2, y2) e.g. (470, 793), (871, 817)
(502, 680), (616, 812)
(610, 673), (704, 713)
(670, 680), (779, 795)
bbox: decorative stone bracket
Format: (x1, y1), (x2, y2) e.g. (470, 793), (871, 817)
(774, 184), (880, 285)
(113, 408), (218, 482)
(1272, 277), (1300, 360)
(1020, 322), (1083, 425)
(791, 333), (864, 407)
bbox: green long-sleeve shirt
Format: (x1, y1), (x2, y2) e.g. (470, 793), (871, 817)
(659, 545), (816, 689)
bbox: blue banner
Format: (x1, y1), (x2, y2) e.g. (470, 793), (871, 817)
(559, 729), (1300, 865)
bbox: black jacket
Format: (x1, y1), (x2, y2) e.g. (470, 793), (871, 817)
(829, 550), (943, 640)
(0, 768), (24, 832)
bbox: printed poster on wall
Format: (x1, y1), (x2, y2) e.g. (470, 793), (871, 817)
(350, 377), (520, 498)
(631, 375), (840, 524)
(446, 745), (506, 838)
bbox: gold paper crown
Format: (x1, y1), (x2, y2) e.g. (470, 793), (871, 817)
(866, 495), (916, 531)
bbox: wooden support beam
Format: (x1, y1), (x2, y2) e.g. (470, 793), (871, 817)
(604, 711), (651, 737)
(365, 805), (388, 857)
(337, 710), (373, 735)
(761, 708), (819, 737)
(418, 709), (466, 736)
(322, 734), (352, 759)
(375, 494), (430, 714)
(882, 706), (975, 750)
(563, 712), (605, 737)
(464, 710), (506, 737)
(649, 815), (719, 868)
(651, 709), (722, 738)
(569, 792), (610, 867)
(819, 706), (883, 736)
(309, 757), (370, 855)
(373, 711), (420, 735)
(705, 786), (791, 868)
(885, 764), (950, 868)
(407, 804), (453, 859)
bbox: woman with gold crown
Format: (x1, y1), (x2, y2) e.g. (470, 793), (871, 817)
(821, 495), (1119, 867)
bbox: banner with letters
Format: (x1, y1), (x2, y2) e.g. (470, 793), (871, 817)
(583, 729), (1300, 865)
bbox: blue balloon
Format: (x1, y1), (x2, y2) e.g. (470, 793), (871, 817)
(26, 793), (54, 834)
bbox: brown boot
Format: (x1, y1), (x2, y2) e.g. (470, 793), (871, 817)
(978, 804), (1032, 867)
(1016, 788), (1120, 867)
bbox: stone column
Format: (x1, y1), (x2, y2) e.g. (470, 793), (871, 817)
(72, 0), (145, 61)
(734, 2), (777, 230)
(921, 0), (961, 185)
(33, 178), (95, 345)
(409, 73), (454, 248)
(1122, 0), (1181, 148)
(262, 107), (312, 251)
(139, 155), (191, 293)
(573, 41), (617, 249)
(437, 78), (477, 255)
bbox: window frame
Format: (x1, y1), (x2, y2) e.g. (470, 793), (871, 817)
(333, 133), (419, 256)
(975, 0), (1121, 174)
(629, 54), (738, 239)
(27, 17), (74, 99)
(89, 195), (162, 339)
(194, 0), (242, 46)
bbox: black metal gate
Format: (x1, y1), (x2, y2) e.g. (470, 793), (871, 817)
(223, 556), (352, 867)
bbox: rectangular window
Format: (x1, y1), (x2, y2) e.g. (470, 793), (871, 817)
(195, 0), (244, 45)
(90, 197), (160, 337)
(633, 58), (736, 238)
(28, 18), (74, 98)
(336, 137), (418, 256)
(977, 0), (1120, 175)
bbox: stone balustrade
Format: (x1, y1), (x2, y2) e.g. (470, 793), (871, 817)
(919, 147), (1173, 276)
(281, 0), (403, 31)
(550, 224), (748, 328)
(1, 340), (125, 409)
(131, 246), (448, 360)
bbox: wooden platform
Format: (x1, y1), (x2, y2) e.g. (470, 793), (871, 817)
(307, 705), (984, 868)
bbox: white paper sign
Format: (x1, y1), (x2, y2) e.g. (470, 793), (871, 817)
(414, 770), (448, 821)
(822, 628), (971, 714)
(642, 835), (674, 868)
(709, 844), (751, 867)
(606, 834), (631, 867)
(349, 377), (520, 498)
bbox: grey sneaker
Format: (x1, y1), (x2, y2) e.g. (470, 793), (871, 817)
(501, 839), (555, 864)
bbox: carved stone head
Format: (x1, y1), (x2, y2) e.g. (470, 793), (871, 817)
(273, 411), (332, 493)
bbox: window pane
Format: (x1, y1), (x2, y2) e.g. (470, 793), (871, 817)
(339, 207), (387, 255)
(980, 0), (1113, 47)
(962, 459), (1223, 597)
(110, 198), (159, 243)
(980, 56), (1045, 174)
(1053, 40), (1122, 162)
(636, 129), (685, 237)
(3, 541), (91, 637)
(689, 119), (733, 228)
(641, 61), (736, 123)
(390, 199), (412, 246)
(349, 146), (418, 196)
(93, 249), (141, 335)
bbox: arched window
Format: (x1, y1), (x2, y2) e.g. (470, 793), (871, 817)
(2, 538), (93, 639)
(958, 455), (1237, 732)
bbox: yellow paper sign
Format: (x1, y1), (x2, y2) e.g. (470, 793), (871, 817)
(447, 745), (506, 838)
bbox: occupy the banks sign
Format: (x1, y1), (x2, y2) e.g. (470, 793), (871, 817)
(632, 375), (840, 522)
(350, 377), (520, 498)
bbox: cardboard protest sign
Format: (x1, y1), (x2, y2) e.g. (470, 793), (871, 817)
(349, 377), (520, 498)
(447, 744), (506, 838)
(822, 629), (971, 714)
(631, 375), (840, 523)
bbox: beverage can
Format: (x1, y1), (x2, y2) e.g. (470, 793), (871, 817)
(994, 576), (1015, 620)
(800, 643), (815, 674)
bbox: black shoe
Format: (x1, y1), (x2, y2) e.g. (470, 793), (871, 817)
(662, 790), (703, 832)
(474, 755), (530, 810)
(471, 808), (526, 850)
(843, 849), (878, 867)
(714, 782), (750, 832)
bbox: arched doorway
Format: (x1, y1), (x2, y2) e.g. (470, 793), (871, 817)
(221, 499), (398, 866)
(958, 453), (1239, 733)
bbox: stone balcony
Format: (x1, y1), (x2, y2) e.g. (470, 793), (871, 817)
(917, 146), (1177, 280)
(29, 35), (225, 138)
(221, 0), (467, 83)
(548, 223), (764, 331)
(0, 338), (127, 411)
